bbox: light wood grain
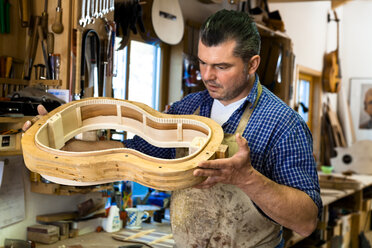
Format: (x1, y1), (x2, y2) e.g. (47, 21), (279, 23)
(22, 98), (224, 190)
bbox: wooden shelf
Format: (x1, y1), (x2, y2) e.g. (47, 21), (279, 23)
(0, 78), (62, 87)
(31, 181), (113, 195)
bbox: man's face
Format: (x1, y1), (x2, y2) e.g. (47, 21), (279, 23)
(365, 91), (372, 117)
(197, 39), (252, 106)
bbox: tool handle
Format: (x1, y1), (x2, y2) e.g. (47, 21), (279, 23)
(5, 57), (12, 78)
(47, 32), (54, 54)
(19, 0), (29, 27)
(40, 13), (48, 37)
(38, 25), (51, 79)
(74, 29), (83, 97)
(51, 2), (63, 34)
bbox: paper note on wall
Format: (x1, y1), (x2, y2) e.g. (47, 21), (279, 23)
(0, 157), (25, 228)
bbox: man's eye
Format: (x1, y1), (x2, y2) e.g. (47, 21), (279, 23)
(217, 66), (228, 70)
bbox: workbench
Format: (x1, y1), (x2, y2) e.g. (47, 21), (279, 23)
(286, 173), (372, 248)
(35, 173), (372, 248)
(36, 221), (172, 248)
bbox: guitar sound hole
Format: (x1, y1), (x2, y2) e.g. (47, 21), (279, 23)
(159, 11), (176, 21)
(342, 154), (352, 165)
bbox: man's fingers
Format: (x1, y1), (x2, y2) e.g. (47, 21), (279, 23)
(37, 105), (48, 115)
(22, 120), (32, 132)
(193, 177), (219, 189)
(22, 105), (48, 132)
(236, 133), (248, 150)
(193, 168), (223, 177)
(197, 158), (228, 169)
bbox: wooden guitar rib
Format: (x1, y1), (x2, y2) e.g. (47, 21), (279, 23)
(22, 98), (224, 190)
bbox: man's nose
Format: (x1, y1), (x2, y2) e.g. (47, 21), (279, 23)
(202, 66), (216, 81)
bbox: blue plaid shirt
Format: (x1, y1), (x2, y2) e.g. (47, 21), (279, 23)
(124, 76), (322, 217)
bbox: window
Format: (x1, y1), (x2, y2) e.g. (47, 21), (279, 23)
(295, 65), (323, 163)
(112, 38), (162, 202)
(296, 73), (313, 129)
(113, 39), (161, 109)
(112, 39), (161, 141)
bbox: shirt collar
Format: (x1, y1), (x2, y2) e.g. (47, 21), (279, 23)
(202, 73), (260, 115)
(245, 73), (260, 109)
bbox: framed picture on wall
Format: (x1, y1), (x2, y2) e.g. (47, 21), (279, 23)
(350, 78), (372, 140)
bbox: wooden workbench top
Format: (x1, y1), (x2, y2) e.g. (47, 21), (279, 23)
(36, 221), (172, 248)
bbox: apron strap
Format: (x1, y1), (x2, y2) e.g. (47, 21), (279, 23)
(235, 82), (262, 135)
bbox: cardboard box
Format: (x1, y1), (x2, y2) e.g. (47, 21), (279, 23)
(27, 224), (59, 244)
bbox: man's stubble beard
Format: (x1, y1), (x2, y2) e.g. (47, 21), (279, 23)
(203, 70), (251, 103)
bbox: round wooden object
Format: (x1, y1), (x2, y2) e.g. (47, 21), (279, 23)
(22, 98), (224, 190)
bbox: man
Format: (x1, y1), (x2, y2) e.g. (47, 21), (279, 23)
(24, 9), (321, 248)
(124, 10), (321, 247)
(360, 88), (372, 129)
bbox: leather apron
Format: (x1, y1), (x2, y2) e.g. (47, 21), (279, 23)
(170, 83), (282, 248)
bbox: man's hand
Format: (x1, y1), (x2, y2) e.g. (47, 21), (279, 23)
(22, 105), (48, 132)
(193, 133), (255, 189)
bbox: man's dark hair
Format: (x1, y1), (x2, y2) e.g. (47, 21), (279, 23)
(199, 9), (261, 63)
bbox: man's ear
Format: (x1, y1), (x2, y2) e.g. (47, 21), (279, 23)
(248, 55), (260, 74)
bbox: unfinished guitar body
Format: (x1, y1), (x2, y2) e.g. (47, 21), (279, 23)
(331, 140), (372, 174)
(22, 98), (224, 190)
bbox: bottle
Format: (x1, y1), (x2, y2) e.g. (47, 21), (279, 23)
(102, 205), (121, 232)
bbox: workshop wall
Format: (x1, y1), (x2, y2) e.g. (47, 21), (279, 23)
(340, 1), (372, 96)
(0, 158), (103, 245)
(270, 1), (330, 72)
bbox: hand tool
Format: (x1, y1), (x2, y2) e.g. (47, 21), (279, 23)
(98, 0), (103, 18)
(52, 0), (64, 34)
(80, 29), (100, 97)
(5, 56), (12, 78)
(23, 16), (40, 80)
(89, 0), (95, 24)
(89, 34), (99, 96)
(105, 0), (109, 14)
(84, 0), (91, 25)
(19, 0), (29, 27)
(38, 25), (51, 79)
(93, 0), (99, 19)
(74, 28), (83, 100)
(47, 32), (54, 55)
(40, 0), (48, 37)
(50, 54), (60, 80)
(79, 0), (87, 26)
(102, 0), (107, 15)
(109, 0), (114, 12)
